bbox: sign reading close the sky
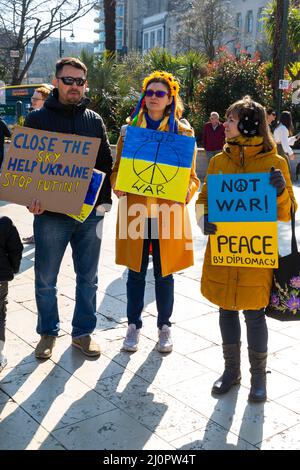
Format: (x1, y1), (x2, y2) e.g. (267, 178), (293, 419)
(207, 173), (277, 222)
(0, 126), (101, 214)
(115, 126), (196, 203)
(208, 173), (278, 268)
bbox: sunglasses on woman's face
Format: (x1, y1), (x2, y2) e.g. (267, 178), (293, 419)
(57, 76), (86, 86)
(145, 89), (169, 98)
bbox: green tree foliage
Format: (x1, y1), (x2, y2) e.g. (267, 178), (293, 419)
(192, 49), (273, 141)
(263, 0), (300, 83)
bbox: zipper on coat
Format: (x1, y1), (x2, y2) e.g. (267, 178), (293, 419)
(240, 147), (244, 167)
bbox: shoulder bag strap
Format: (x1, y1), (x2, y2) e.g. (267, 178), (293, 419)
(291, 209), (298, 254)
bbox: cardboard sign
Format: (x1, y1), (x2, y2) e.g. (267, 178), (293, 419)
(210, 222), (278, 268)
(115, 126), (195, 203)
(0, 126), (101, 214)
(208, 173), (277, 222)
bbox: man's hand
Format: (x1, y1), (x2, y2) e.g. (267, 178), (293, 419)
(198, 214), (217, 235)
(27, 199), (44, 215)
(269, 167), (286, 196)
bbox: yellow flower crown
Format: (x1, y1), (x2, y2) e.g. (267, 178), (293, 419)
(142, 71), (180, 97)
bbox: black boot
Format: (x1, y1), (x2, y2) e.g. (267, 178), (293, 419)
(212, 343), (241, 394)
(248, 349), (267, 403)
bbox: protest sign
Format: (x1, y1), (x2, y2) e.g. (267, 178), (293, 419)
(115, 126), (195, 203)
(208, 173), (278, 269)
(210, 221), (278, 268)
(0, 126), (101, 214)
(207, 173), (276, 222)
(67, 169), (105, 222)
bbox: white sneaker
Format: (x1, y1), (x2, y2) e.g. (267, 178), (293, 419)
(122, 324), (140, 352)
(157, 325), (173, 353)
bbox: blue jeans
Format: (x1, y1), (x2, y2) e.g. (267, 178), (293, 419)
(34, 210), (103, 338)
(127, 219), (174, 329)
(219, 308), (268, 352)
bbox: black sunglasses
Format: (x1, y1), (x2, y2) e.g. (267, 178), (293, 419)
(145, 89), (169, 98)
(57, 76), (86, 86)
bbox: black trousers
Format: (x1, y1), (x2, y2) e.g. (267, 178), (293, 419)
(219, 308), (268, 353)
(0, 281), (8, 342)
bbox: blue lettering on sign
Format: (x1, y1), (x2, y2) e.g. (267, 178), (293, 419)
(207, 173), (277, 222)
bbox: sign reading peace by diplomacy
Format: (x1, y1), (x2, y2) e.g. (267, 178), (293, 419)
(0, 126), (101, 214)
(115, 126), (196, 203)
(208, 173), (278, 268)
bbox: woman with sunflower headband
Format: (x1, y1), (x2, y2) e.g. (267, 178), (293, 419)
(110, 71), (200, 353)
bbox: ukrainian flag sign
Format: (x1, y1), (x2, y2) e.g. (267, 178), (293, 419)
(115, 126), (195, 203)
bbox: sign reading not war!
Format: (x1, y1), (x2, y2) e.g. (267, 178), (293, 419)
(208, 173), (278, 268)
(115, 126), (195, 203)
(207, 173), (277, 222)
(0, 126), (101, 214)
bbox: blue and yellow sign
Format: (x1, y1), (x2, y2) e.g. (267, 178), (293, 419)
(115, 126), (195, 203)
(208, 173), (278, 269)
(208, 173), (276, 222)
(210, 221), (278, 268)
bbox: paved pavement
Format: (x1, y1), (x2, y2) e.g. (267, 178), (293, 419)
(1, 186), (300, 451)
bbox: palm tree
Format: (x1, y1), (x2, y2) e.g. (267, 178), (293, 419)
(104, 0), (116, 53)
(263, 0), (300, 104)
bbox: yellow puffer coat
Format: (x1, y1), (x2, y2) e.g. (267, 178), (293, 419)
(111, 114), (200, 276)
(196, 136), (297, 310)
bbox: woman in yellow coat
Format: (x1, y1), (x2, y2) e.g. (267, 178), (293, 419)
(196, 95), (297, 402)
(111, 71), (199, 354)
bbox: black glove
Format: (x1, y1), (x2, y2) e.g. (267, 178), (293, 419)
(198, 214), (217, 235)
(269, 166), (286, 196)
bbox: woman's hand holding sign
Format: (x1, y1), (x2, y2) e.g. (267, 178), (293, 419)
(112, 182), (126, 199)
(198, 214), (217, 235)
(269, 166), (286, 197)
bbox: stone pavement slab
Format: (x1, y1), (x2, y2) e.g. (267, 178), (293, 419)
(1, 186), (300, 450)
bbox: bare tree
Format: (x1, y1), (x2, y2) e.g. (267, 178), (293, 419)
(104, 0), (116, 53)
(171, 0), (235, 60)
(0, 0), (96, 84)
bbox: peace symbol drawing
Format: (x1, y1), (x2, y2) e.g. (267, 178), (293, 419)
(115, 126), (196, 203)
(133, 141), (180, 185)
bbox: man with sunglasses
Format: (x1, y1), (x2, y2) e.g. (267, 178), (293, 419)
(24, 57), (113, 360)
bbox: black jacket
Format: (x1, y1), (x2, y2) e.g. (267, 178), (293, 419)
(24, 89), (113, 212)
(0, 216), (23, 281)
(0, 118), (11, 166)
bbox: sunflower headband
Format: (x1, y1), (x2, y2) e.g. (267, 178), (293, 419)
(142, 71), (180, 97)
(130, 71), (180, 133)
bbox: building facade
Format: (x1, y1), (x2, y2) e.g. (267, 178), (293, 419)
(93, 0), (270, 57)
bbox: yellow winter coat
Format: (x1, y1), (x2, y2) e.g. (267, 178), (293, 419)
(111, 114), (200, 276)
(196, 135), (297, 310)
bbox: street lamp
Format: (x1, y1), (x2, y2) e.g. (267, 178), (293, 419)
(59, 13), (75, 58)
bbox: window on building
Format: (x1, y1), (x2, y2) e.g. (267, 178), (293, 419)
(116, 3), (124, 17)
(236, 13), (242, 29)
(150, 31), (155, 48)
(246, 11), (253, 33)
(157, 29), (163, 47)
(257, 8), (264, 33)
(144, 32), (149, 51)
(245, 45), (252, 56)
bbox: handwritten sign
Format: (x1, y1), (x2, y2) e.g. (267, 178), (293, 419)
(115, 126), (195, 203)
(0, 126), (101, 214)
(210, 222), (278, 268)
(208, 173), (276, 222)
